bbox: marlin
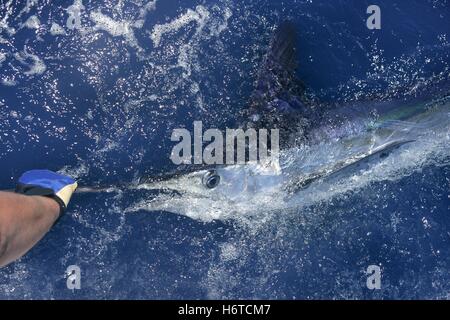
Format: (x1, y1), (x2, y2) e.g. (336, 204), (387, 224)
(79, 22), (450, 222)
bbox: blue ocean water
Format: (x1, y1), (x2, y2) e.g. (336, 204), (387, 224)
(0, 0), (449, 299)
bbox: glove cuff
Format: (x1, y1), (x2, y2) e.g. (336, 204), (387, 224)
(15, 184), (66, 218)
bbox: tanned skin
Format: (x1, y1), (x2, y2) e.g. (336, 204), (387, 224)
(0, 192), (59, 268)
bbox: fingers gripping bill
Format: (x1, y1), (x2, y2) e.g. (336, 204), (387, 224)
(15, 170), (78, 217)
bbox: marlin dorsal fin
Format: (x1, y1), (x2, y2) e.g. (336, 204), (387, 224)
(243, 22), (310, 147)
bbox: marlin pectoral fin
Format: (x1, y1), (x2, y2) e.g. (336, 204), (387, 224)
(286, 139), (415, 193)
(327, 139), (415, 178)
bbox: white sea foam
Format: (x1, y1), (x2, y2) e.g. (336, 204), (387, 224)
(219, 243), (239, 261)
(23, 15), (40, 29)
(18, 0), (39, 18)
(138, 0), (157, 22)
(0, 52), (6, 65)
(1, 78), (17, 86)
(209, 6), (232, 36)
(134, 0), (158, 28)
(58, 162), (89, 179)
(150, 5), (210, 47)
(0, 0), (16, 35)
(50, 22), (66, 35)
(90, 10), (142, 52)
(14, 47), (46, 76)
(90, 11), (131, 37)
(140, 0), (158, 17)
(149, 4), (232, 82)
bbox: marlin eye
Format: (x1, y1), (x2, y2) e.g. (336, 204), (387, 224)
(202, 170), (220, 189)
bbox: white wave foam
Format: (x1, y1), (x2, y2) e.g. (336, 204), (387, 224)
(148, 3), (232, 83)
(23, 15), (40, 29)
(14, 47), (46, 76)
(58, 162), (89, 179)
(0, 52), (6, 65)
(208, 6), (232, 36)
(0, 0), (16, 36)
(134, 0), (158, 28)
(90, 10), (143, 53)
(140, 0), (158, 17)
(219, 243), (239, 261)
(150, 5), (210, 47)
(50, 22), (66, 36)
(18, 0), (39, 18)
(90, 11), (131, 37)
(1, 78), (17, 86)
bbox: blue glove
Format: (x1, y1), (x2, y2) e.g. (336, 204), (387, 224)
(15, 170), (78, 217)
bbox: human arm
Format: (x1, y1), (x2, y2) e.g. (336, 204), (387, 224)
(0, 170), (77, 268)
